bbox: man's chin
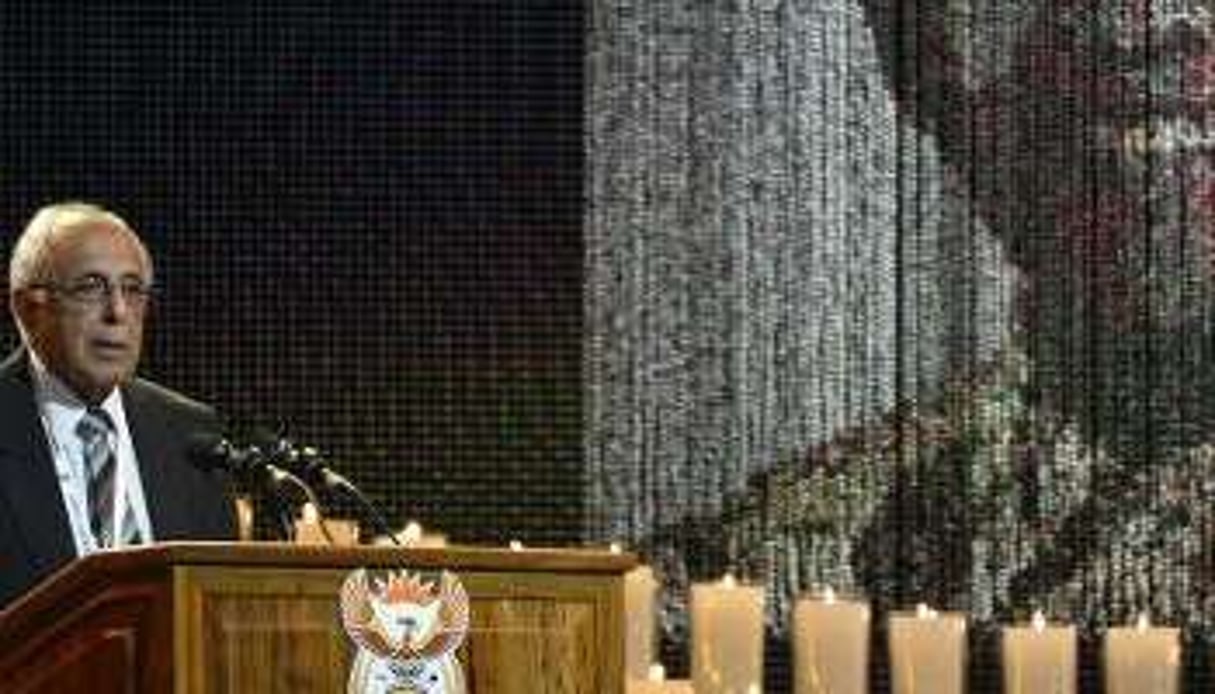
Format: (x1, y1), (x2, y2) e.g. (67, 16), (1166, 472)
(74, 368), (134, 401)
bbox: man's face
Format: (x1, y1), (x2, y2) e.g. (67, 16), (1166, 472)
(18, 222), (151, 403)
(972, 0), (1215, 334)
(1001, 0), (1215, 444)
(899, 0), (1215, 443)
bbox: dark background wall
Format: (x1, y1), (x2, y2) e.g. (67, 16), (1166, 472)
(0, 3), (585, 544)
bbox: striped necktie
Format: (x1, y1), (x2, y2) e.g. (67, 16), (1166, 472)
(76, 407), (141, 548)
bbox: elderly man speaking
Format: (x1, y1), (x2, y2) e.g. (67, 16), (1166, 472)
(0, 201), (234, 608)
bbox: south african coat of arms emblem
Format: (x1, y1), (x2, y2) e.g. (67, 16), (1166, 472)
(340, 568), (471, 693)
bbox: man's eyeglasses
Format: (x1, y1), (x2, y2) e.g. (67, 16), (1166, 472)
(29, 275), (155, 308)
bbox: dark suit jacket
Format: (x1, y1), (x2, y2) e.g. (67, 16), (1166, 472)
(0, 349), (235, 608)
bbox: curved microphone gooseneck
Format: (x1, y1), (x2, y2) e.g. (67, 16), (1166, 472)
(271, 440), (402, 546)
(187, 433), (322, 541)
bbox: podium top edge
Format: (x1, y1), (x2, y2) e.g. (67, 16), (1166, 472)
(90, 540), (640, 574)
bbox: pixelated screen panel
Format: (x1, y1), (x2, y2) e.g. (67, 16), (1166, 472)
(586, 0), (1215, 690)
(0, 3), (584, 544)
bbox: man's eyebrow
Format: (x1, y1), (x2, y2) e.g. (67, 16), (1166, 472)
(63, 270), (150, 284)
(65, 271), (107, 283)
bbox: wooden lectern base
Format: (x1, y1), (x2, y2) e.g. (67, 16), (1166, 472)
(0, 542), (633, 693)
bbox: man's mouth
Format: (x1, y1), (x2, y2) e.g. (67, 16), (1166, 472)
(91, 339), (130, 357)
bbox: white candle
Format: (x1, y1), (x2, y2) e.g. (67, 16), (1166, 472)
(793, 587), (870, 694)
(1104, 613), (1181, 694)
(624, 565), (660, 679)
(399, 520), (424, 544)
(233, 495), (254, 541)
(691, 574), (765, 693)
(390, 520), (448, 547)
(292, 503), (359, 546)
(626, 664), (695, 694)
(1002, 611), (1077, 694)
(888, 604), (967, 694)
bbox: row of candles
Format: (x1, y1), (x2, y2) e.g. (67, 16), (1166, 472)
(286, 519), (1179, 693)
(624, 567), (1182, 694)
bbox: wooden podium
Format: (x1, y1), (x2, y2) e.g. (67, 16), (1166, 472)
(0, 542), (634, 693)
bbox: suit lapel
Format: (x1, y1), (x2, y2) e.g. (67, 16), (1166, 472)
(0, 350), (76, 572)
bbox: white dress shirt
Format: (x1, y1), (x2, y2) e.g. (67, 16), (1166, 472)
(29, 353), (154, 555)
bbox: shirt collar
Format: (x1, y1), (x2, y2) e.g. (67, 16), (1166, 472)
(28, 350), (123, 423)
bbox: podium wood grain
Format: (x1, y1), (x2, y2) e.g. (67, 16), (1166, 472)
(0, 542), (632, 693)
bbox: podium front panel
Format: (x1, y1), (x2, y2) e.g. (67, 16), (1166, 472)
(176, 563), (624, 693)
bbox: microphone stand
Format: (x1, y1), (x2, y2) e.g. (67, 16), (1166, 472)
(188, 435), (296, 541)
(291, 446), (401, 546)
(198, 431), (399, 545)
(264, 463), (336, 545)
(225, 444), (325, 542)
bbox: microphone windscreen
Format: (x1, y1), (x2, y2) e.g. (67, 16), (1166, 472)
(186, 431), (235, 472)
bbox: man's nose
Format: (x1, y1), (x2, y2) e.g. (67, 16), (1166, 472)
(99, 287), (138, 320)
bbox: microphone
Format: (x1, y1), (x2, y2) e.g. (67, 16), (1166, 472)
(187, 432), (322, 541)
(258, 436), (401, 546)
(298, 446), (400, 546)
(186, 432), (261, 476)
(278, 443), (358, 493)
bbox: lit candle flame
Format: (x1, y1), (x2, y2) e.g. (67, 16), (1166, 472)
(509, 539), (524, 552)
(1135, 612), (1151, 632)
(301, 502), (319, 525)
(915, 602), (937, 619)
(1032, 610), (1046, 632)
(399, 520), (423, 544)
(609, 541), (623, 554)
(722, 573), (737, 589)
(824, 586), (837, 604)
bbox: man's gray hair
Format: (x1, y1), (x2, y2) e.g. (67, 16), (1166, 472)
(8, 202), (149, 290)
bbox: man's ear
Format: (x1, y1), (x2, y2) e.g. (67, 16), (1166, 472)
(9, 289), (36, 336)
